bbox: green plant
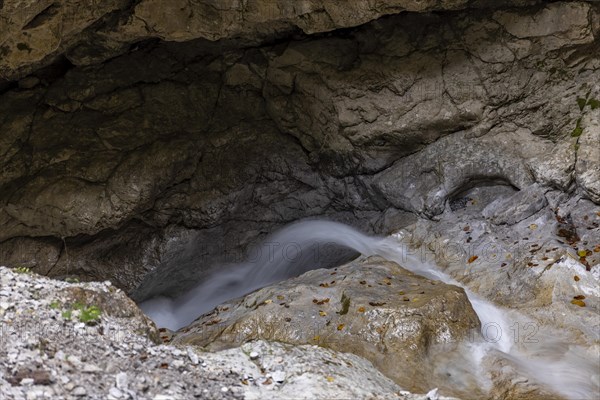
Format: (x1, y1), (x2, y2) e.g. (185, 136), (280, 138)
(571, 117), (583, 137)
(77, 305), (101, 325)
(60, 302), (102, 325)
(14, 266), (32, 274)
(49, 300), (60, 310)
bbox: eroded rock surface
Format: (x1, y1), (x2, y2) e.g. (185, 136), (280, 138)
(0, 2), (598, 302)
(173, 256), (481, 395)
(0, 266), (460, 400)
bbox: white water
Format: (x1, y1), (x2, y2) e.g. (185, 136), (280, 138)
(141, 220), (599, 399)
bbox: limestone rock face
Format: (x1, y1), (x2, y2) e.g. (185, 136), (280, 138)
(173, 256), (481, 395)
(0, 0), (540, 80)
(206, 340), (462, 400)
(0, 1), (598, 302)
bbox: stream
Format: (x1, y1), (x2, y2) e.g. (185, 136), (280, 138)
(141, 220), (599, 399)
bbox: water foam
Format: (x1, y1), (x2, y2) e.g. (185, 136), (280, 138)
(141, 220), (599, 399)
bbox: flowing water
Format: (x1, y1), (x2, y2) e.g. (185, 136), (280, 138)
(141, 220), (599, 399)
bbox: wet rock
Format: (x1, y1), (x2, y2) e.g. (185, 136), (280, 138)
(172, 256), (480, 394)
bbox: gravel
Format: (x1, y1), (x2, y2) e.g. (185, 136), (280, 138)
(0, 266), (244, 400)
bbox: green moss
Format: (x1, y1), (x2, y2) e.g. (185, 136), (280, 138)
(337, 293), (350, 315)
(49, 300), (60, 310)
(587, 98), (599, 110)
(577, 97), (587, 111)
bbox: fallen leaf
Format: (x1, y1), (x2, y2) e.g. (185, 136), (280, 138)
(571, 299), (586, 307)
(357, 307), (365, 313)
(319, 283), (330, 288)
(463, 226), (470, 232)
(529, 224), (538, 230)
(398, 291), (405, 295)
(337, 324), (345, 331)
(319, 310), (327, 317)
(368, 301), (386, 307)
(264, 299), (273, 304)
(577, 249), (589, 257)
(468, 255), (478, 264)
(276, 295), (285, 300)
(313, 298), (330, 305)
(574, 275), (580, 281)
(312, 335), (320, 341)
(573, 295), (586, 300)
(326, 376), (335, 383)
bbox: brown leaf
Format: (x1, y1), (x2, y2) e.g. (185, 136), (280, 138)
(368, 301), (386, 307)
(573, 295), (586, 300)
(468, 255), (478, 264)
(574, 275), (580, 281)
(337, 324), (345, 331)
(357, 307), (365, 313)
(313, 298), (330, 305)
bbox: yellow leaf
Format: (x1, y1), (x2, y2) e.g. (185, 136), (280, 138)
(529, 224), (538, 230)
(337, 324), (345, 331)
(357, 307), (365, 313)
(319, 310), (327, 317)
(326, 376), (334, 383)
(571, 299), (586, 307)
(312, 335), (320, 341)
(577, 250), (588, 257)
(276, 295), (285, 300)
(264, 299), (272, 304)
